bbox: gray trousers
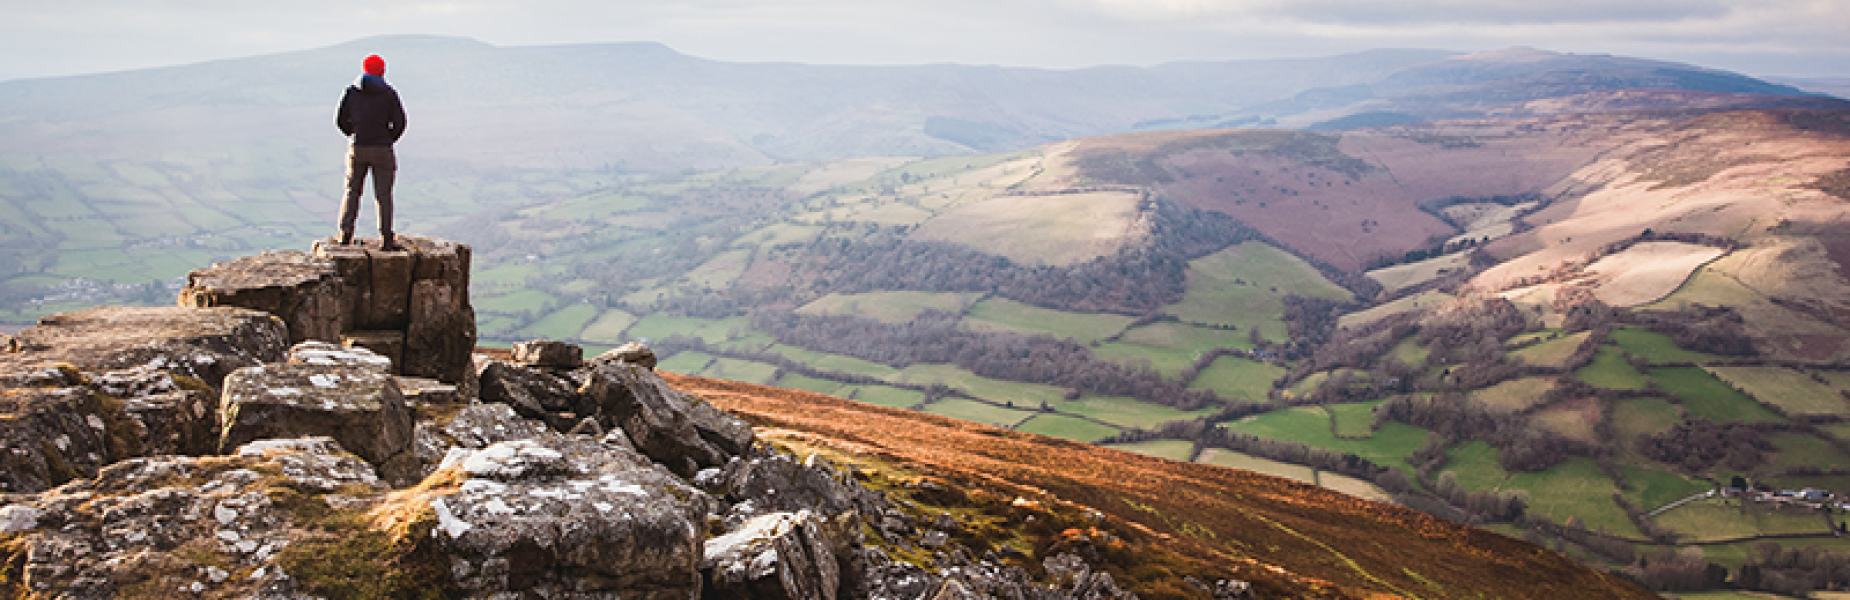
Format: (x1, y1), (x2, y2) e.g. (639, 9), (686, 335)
(339, 145), (396, 238)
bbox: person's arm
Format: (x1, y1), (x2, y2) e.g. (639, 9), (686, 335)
(335, 89), (355, 137)
(389, 91), (407, 143)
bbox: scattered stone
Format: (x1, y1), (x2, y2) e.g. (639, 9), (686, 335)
(475, 357), (587, 430)
(578, 360), (753, 476)
(591, 341), (657, 370)
(512, 339), (582, 370)
(702, 510), (843, 600)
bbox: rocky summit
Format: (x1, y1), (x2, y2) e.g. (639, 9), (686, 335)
(0, 238), (1183, 599)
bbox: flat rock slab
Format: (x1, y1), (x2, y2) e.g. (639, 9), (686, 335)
(218, 363), (412, 467)
(1, 306), (288, 390)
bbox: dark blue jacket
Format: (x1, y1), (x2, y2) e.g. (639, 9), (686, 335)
(336, 74), (406, 146)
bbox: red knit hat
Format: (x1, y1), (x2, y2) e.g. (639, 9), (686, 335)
(363, 55), (385, 76)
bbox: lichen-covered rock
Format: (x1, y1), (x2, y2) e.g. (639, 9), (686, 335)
(122, 390), (217, 456)
(234, 437), (385, 491)
(579, 360), (754, 476)
(0, 306), (288, 390)
(432, 437), (712, 599)
(593, 341), (658, 370)
(3, 439), (382, 598)
(217, 362), (413, 469)
(702, 510), (842, 600)
(0, 378), (116, 493)
(711, 450), (880, 524)
(512, 339), (582, 370)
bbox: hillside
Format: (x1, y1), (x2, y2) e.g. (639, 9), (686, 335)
(668, 371), (1656, 599)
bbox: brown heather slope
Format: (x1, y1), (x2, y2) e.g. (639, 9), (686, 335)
(665, 372), (1657, 600)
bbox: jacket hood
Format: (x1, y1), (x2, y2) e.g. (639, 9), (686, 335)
(352, 73), (392, 94)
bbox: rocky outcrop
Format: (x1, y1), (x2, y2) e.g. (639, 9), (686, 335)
(702, 510), (844, 600)
(178, 235), (475, 386)
(433, 437), (712, 599)
(0, 306), (288, 390)
(217, 344), (415, 477)
(581, 360), (755, 477)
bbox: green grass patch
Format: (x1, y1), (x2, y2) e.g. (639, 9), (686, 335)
(1442, 441), (1509, 492)
(1574, 346), (1649, 390)
(1162, 241), (1351, 340)
(474, 263), (543, 289)
(888, 363), (1070, 408)
(1502, 457), (1640, 538)
(1096, 322), (1253, 378)
(1197, 448), (1316, 484)
(657, 351), (717, 375)
(1656, 499), (1832, 542)
(681, 248), (752, 289)
(1225, 409), (1429, 475)
(1327, 401), (1381, 438)
(1707, 366), (1849, 417)
(796, 291), (984, 324)
(1387, 336), (1431, 369)
(1054, 395), (1216, 430)
(1509, 331), (1590, 368)
(579, 309), (640, 342)
(775, 372), (848, 396)
(474, 289), (557, 314)
(961, 297), (1134, 344)
(1764, 433), (1850, 472)
(1619, 466), (1710, 511)
(1609, 328), (1720, 365)
(1611, 397), (1683, 446)
(844, 385), (927, 410)
(702, 357), (780, 385)
(1471, 377), (1557, 412)
(1014, 414), (1123, 443)
(520, 303), (600, 340)
(625, 315), (752, 344)
(1651, 367), (1783, 423)
(1186, 355), (1284, 402)
(920, 398), (1034, 429)
(1102, 439), (1197, 462)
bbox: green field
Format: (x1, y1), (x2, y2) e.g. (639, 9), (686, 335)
(1656, 500), (1831, 541)
(1502, 457), (1639, 538)
(1611, 397), (1683, 446)
(1103, 439), (1198, 462)
(1471, 377), (1557, 412)
(844, 385), (927, 410)
(1442, 441), (1509, 492)
(796, 291), (984, 324)
(579, 309), (640, 341)
(701, 357), (780, 385)
(475, 289), (557, 314)
(921, 398), (1035, 429)
(888, 363), (1069, 408)
(521, 303), (600, 340)
(625, 315), (753, 344)
(1327, 401), (1381, 438)
(657, 350), (717, 374)
(961, 297), (1134, 344)
(1162, 241), (1351, 340)
(1225, 408), (1429, 475)
(1014, 414), (1123, 443)
(1053, 395), (1217, 430)
(1707, 366), (1849, 417)
(1574, 347), (1649, 390)
(775, 372), (849, 396)
(1609, 328), (1720, 365)
(1509, 331), (1590, 368)
(1651, 367), (1783, 423)
(1764, 433), (1850, 472)
(1186, 355), (1285, 401)
(1619, 466), (1710, 511)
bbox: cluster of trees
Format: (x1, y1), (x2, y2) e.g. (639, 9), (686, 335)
(1376, 393), (1584, 472)
(789, 199), (1263, 314)
(1427, 471), (1529, 522)
(1638, 417), (1772, 472)
(750, 309), (1222, 410)
(1360, 236), (1487, 272)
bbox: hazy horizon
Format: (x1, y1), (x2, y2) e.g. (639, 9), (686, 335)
(3, 0), (1848, 83)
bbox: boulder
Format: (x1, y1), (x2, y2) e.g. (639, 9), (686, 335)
(122, 390), (217, 456)
(476, 358), (587, 429)
(217, 362), (413, 470)
(702, 510), (843, 600)
(178, 250), (347, 344)
(512, 339), (582, 370)
(0, 370), (119, 493)
(4, 439), (385, 598)
(285, 340), (391, 373)
(432, 437), (711, 599)
(340, 330), (405, 373)
(405, 278), (475, 384)
(593, 341), (658, 370)
(0, 306), (288, 390)
(579, 360), (755, 476)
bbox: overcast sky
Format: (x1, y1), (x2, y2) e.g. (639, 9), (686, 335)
(5, 0), (1849, 82)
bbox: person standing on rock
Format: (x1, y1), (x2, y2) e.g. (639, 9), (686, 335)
(335, 54), (407, 251)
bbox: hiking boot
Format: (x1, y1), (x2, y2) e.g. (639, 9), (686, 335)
(379, 232), (403, 252)
(336, 231), (353, 245)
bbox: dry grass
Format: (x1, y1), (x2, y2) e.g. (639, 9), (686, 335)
(1585, 242), (1727, 307)
(668, 372), (1658, 599)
